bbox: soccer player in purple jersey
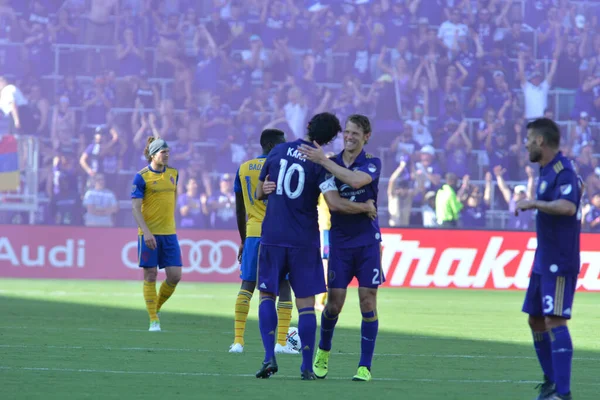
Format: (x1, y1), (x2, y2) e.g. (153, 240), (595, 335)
(299, 114), (383, 382)
(515, 118), (583, 400)
(254, 113), (378, 380)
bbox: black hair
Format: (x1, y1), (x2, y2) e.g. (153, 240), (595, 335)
(526, 118), (560, 149)
(346, 114), (372, 134)
(260, 129), (285, 153)
(307, 112), (342, 146)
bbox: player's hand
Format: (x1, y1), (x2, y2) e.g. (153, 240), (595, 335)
(298, 141), (328, 165)
(237, 242), (244, 263)
(515, 199), (537, 216)
(525, 165), (534, 178)
(366, 199), (377, 220)
(263, 175), (276, 195)
(144, 233), (157, 250)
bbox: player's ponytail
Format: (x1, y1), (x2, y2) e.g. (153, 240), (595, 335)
(144, 137), (156, 162)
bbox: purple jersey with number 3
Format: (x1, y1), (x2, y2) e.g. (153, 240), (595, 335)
(259, 139), (325, 248)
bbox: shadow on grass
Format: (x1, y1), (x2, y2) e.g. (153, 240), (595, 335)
(0, 294), (598, 400)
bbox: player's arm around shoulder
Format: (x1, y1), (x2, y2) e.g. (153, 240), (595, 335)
(321, 155), (379, 190)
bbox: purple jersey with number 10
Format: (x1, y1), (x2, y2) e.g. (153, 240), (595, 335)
(259, 139), (325, 249)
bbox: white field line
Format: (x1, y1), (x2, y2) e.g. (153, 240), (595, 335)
(1, 343), (600, 362)
(3, 365), (597, 386)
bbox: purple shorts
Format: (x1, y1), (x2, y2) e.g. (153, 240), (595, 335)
(257, 244), (325, 298)
(522, 273), (577, 319)
(328, 243), (384, 289)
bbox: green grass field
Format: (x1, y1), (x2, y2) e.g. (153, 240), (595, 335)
(0, 279), (598, 400)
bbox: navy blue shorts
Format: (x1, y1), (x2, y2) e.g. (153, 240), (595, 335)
(240, 237), (260, 281)
(138, 234), (182, 269)
(257, 244), (325, 298)
(328, 243), (384, 289)
(522, 273), (577, 319)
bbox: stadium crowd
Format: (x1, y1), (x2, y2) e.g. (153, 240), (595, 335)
(1, 0), (600, 231)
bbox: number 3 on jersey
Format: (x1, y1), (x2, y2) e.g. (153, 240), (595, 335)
(276, 159), (305, 199)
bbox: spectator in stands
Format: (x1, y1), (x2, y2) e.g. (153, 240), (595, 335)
(466, 75), (492, 118)
(28, 83), (50, 138)
(83, 76), (114, 126)
(421, 190), (437, 228)
(494, 165), (535, 230)
(518, 50), (558, 120)
(117, 27), (145, 78)
(0, 76), (35, 135)
(444, 120), (472, 179)
(460, 173), (492, 229)
(387, 159), (425, 227)
(578, 141), (600, 195)
(437, 8), (468, 51)
(85, 0), (118, 73)
(82, 173), (119, 227)
(48, 152), (81, 226)
(435, 172), (463, 227)
(207, 173), (236, 230)
(177, 177), (208, 229)
(79, 126), (120, 189)
(49, 7), (78, 44)
(570, 111), (594, 157)
(414, 144), (442, 191)
(406, 105), (432, 147)
(584, 191), (600, 232)
(242, 34), (269, 80)
(50, 95), (78, 155)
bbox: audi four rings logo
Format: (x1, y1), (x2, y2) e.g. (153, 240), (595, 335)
(121, 239), (239, 274)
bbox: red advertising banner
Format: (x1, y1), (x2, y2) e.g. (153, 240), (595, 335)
(0, 225), (598, 291)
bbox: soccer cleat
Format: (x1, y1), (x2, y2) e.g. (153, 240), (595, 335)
(255, 358), (278, 379)
(229, 343), (244, 353)
(352, 366), (372, 382)
(543, 393), (572, 400)
(313, 348), (330, 379)
(301, 370), (317, 380)
(275, 343), (299, 354)
(148, 320), (161, 332)
(534, 377), (556, 400)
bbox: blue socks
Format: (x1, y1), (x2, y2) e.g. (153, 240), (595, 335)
(298, 307), (317, 372)
(550, 326), (573, 396)
(258, 296), (277, 363)
(532, 331), (554, 382)
(319, 308), (339, 351)
(359, 311), (379, 369)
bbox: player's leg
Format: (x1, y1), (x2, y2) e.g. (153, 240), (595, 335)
(288, 247), (327, 380)
(138, 235), (160, 331)
(313, 245), (353, 378)
(522, 273), (555, 399)
(231, 237), (260, 352)
(255, 244), (284, 378)
(353, 244), (385, 382)
(542, 275), (577, 399)
(156, 235), (183, 313)
(275, 277), (296, 353)
(315, 230), (330, 312)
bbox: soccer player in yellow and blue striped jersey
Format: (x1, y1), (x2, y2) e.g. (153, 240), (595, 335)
(229, 129), (297, 354)
(131, 137), (182, 332)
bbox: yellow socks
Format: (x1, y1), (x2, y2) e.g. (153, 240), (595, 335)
(143, 280), (158, 321)
(234, 290), (253, 346)
(276, 301), (293, 346)
(157, 281), (177, 312)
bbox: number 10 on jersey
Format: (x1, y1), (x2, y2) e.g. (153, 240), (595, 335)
(277, 159), (305, 199)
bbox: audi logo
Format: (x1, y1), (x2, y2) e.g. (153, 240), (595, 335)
(121, 239), (239, 274)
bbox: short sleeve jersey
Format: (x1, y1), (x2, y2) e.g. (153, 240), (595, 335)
(131, 165), (179, 236)
(320, 150), (382, 249)
(533, 152), (583, 276)
(234, 155), (267, 238)
(259, 140), (326, 248)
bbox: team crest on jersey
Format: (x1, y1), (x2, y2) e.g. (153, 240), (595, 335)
(366, 153), (373, 158)
(368, 163), (377, 173)
(539, 181), (547, 194)
(560, 184), (572, 195)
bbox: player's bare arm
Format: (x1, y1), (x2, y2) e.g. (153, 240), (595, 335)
(256, 175), (275, 200)
(298, 142), (372, 189)
(235, 191), (247, 262)
(132, 198), (156, 250)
